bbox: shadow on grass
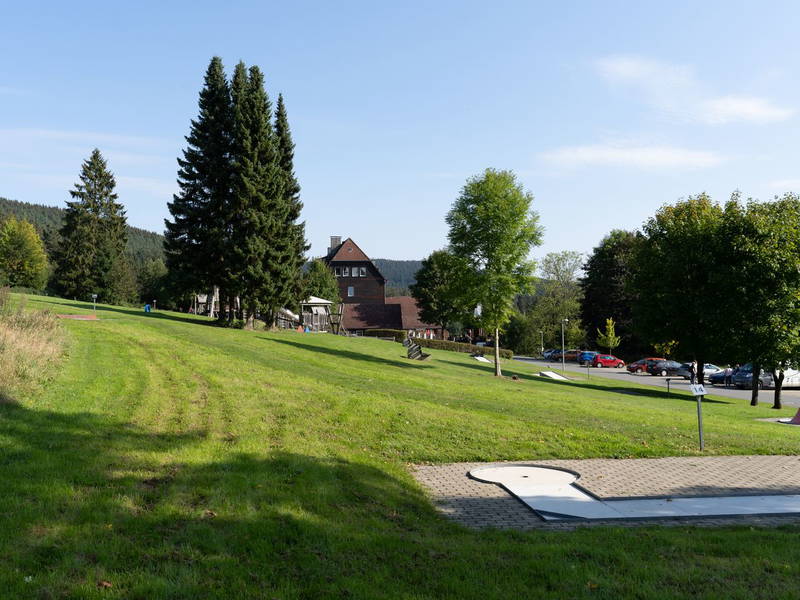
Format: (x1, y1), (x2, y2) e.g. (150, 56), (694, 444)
(0, 401), (466, 598)
(268, 336), (432, 370)
(55, 301), (215, 327)
(436, 358), (732, 404)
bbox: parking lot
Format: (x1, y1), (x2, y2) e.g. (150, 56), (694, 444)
(515, 357), (800, 408)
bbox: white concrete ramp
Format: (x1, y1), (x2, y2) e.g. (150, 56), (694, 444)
(538, 371), (569, 381)
(470, 465), (800, 521)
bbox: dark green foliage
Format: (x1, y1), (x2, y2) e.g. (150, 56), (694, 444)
(580, 230), (644, 358)
(54, 149), (130, 303)
(0, 198), (162, 268)
(228, 63), (278, 319)
(372, 259), (423, 289)
(164, 56), (233, 299)
(270, 93), (308, 316)
(363, 329), (407, 342)
(410, 249), (473, 331)
(303, 258), (340, 303)
(413, 337), (513, 359)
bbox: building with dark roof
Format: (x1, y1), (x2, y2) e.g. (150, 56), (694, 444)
(323, 236), (441, 337)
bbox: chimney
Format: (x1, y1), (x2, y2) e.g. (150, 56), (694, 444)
(328, 235), (342, 254)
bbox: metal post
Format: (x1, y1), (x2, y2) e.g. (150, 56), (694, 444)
(540, 330), (544, 357)
(666, 378), (670, 394)
(696, 395), (705, 451)
(561, 321), (566, 373)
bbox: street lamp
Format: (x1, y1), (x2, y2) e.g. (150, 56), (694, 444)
(561, 318), (569, 372)
(539, 330), (544, 357)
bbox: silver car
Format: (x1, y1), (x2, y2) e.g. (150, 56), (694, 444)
(676, 363), (722, 380)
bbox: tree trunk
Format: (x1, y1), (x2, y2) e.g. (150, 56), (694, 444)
(750, 362), (760, 406)
(772, 369), (784, 410)
(494, 327), (501, 377)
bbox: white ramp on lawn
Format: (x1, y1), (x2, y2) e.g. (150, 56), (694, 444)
(538, 371), (569, 381)
(473, 356), (492, 363)
(470, 465), (800, 521)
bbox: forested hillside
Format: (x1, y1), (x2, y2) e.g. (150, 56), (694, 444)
(1, 197), (422, 287)
(373, 258), (422, 290)
(0, 197), (164, 266)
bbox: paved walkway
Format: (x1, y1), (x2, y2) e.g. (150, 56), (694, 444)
(413, 456), (800, 530)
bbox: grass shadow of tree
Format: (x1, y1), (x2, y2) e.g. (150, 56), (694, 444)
(268, 336), (432, 370)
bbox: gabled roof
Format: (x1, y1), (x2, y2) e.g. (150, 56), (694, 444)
(385, 296), (437, 330)
(326, 237), (371, 263)
(324, 237), (387, 283)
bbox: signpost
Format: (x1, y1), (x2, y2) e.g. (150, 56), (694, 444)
(690, 383), (706, 450)
(91, 293), (98, 312)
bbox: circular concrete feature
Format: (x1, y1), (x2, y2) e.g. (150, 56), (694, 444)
(470, 465), (578, 487)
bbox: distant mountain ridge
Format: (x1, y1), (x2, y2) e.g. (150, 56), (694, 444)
(0, 197), (164, 266)
(0, 197), (423, 285)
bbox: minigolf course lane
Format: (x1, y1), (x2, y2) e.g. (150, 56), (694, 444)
(469, 465), (800, 521)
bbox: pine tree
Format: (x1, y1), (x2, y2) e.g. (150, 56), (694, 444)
(93, 152), (128, 303)
(272, 93), (308, 313)
(55, 149), (120, 300)
(165, 56), (233, 308)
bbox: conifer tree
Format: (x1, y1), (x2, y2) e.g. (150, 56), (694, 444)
(228, 63), (279, 324)
(165, 56), (233, 308)
(55, 149), (121, 300)
(271, 93), (308, 313)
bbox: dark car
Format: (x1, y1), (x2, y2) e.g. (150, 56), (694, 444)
(627, 357), (666, 374)
(708, 370), (727, 386)
(543, 349), (558, 360)
(578, 351), (598, 365)
(647, 360), (683, 376)
(733, 363), (772, 389)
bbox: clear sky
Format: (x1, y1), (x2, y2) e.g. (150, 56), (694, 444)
(2, 1), (799, 261)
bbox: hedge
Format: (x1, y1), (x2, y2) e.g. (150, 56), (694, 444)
(413, 337), (513, 360)
(363, 329), (407, 342)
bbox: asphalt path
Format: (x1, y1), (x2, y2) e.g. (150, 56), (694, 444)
(514, 357), (800, 409)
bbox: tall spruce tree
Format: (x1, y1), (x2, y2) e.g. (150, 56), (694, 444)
(272, 93), (308, 311)
(55, 149), (124, 301)
(229, 63), (280, 324)
(165, 56), (233, 310)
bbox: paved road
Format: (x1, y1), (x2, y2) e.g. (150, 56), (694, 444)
(514, 357), (800, 409)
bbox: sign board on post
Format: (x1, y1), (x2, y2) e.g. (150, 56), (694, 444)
(690, 384), (706, 450)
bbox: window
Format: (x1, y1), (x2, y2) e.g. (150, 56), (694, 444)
(351, 267), (358, 277)
(360, 267), (366, 277)
(334, 267), (341, 277)
(343, 267), (350, 276)
(347, 286), (355, 297)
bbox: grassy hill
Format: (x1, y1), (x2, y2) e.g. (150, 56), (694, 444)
(2, 293), (800, 598)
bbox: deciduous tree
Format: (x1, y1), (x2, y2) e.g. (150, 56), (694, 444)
(447, 169), (543, 376)
(410, 249), (473, 335)
(0, 217), (48, 289)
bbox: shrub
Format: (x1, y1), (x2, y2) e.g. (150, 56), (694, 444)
(413, 337), (513, 360)
(364, 329), (407, 342)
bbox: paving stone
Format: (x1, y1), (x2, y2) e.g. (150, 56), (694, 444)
(412, 456), (800, 530)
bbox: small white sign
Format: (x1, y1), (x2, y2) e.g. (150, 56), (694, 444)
(690, 384), (706, 396)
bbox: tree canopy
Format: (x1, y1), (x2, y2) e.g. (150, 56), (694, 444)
(0, 217), (48, 289)
(447, 169), (542, 375)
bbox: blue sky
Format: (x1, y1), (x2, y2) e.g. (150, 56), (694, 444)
(2, 1), (799, 262)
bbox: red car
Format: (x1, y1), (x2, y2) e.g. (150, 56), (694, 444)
(592, 354), (625, 368)
(627, 357), (666, 374)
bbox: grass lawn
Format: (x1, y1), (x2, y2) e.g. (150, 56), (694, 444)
(2, 293), (799, 599)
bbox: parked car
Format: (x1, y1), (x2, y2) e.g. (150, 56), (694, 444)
(543, 349), (558, 360)
(647, 360), (684, 376)
(592, 354), (625, 368)
(563, 349), (581, 361)
(675, 363), (722, 380)
(708, 370), (727, 386)
(549, 349), (563, 361)
(578, 351), (598, 365)
(733, 364), (771, 389)
(627, 357), (666, 374)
